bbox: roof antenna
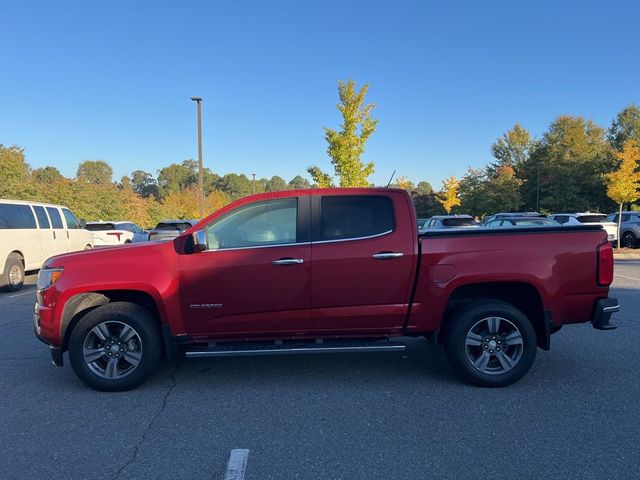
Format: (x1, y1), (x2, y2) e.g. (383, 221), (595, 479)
(385, 170), (396, 188)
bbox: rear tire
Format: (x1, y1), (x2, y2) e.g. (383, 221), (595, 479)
(1, 254), (25, 292)
(622, 232), (638, 249)
(443, 300), (537, 387)
(68, 302), (162, 391)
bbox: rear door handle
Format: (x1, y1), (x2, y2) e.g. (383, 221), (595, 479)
(272, 258), (304, 266)
(372, 252), (404, 260)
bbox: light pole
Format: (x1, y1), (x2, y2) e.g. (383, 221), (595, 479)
(536, 160), (540, 212)
(252, 173), (256, 194)
(190, 96), (204, 219)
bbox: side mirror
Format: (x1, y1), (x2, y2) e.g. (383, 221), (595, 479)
(192, 230), (207, 252)
(80, 219), (86, 228)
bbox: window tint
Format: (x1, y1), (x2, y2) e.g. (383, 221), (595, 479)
(487, 220), (502, 228)
(155, 222), (193, 231)
(46, 207), (63, 228)
(33, 206), (51, 229)
(621, 214), (631, 222)
(121, 223), (142, 234)
(553, 216), (568, 224)
(62, 208), (81, 229)
(86, 223), (117, 231)
(319, 196), (394, 241)
(576, 215), (607, 223)
(0, 203), (37, 229)
(205, 198), (297, 249)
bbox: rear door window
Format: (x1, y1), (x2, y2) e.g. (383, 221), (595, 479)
(46, 207), (64, 228)
(33, 206), (51, 229)
(317, 196), (394, 241)
(0, 203), (37, 229)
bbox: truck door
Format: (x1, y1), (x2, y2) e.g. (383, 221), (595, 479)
(179, 196), (312, 336)
(310, 193), (415, 334)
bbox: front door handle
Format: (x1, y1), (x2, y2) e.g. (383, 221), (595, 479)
(272, 258), (304, 266)
(372, 252), (404, 260)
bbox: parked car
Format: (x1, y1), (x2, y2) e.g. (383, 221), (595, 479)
(548, 213), (617, 243)
(607, 211), (640, 248)
(0, 199), (93, 291)
(86, 222), (136, 246)
(416, 218), (430, 230)
(485, 217), (559, 228)
(481, 212), (545, 225)
(147, 220), (198, 242)
(34, 188), (618, 391)
(424, 215), (480, 228)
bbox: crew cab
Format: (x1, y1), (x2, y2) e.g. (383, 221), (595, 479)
(34, 189), (619, 391)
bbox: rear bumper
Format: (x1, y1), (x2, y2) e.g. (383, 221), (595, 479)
(591, 298), (619, 330)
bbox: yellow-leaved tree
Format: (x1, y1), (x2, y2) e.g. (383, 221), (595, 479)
(437, 176), (461, 214)
(604, 140), (640, 248)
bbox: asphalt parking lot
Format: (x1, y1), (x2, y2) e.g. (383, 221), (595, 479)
(1, 262), (638, 480)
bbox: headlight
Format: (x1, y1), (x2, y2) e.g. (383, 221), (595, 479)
(37, 267), (64, 290)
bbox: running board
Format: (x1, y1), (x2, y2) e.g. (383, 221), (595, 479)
(185, 339), (406, 358)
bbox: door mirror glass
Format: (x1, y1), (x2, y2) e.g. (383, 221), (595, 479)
(192, 230), (207, 252)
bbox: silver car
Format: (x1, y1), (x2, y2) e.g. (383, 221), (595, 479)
(607, 212), (640, 248)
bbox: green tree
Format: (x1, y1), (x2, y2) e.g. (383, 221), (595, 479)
(76, 160), (113, 184)
(521, 116), (615, 212)
(437, 176), (462, 214)
(308, 79), (378, 187)
(157, 160), (198, 198)
(288, 175), (310, 190)
(131, 170), (159, 199)
(215, 173), (253, 200)
(414, 181), (433, 195)
(604, 140), (640, 248)
(32, 166), (64, 184)
(489, 124), (533, 176)
(413, 193), (445, 218)
(0, 145), (38, 199)
(264, 175), (288, 192)
(609, 104), (640, 152)
(458, 167), (488, 217)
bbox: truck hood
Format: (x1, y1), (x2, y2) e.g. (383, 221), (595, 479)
(44, 239), (176, 269)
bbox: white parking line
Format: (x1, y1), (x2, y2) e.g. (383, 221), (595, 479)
(224, 449), (249, 480)
(8, 290), (35, 299)
(614, 273), (640, 282)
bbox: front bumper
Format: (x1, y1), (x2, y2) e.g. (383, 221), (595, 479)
(34, 298), (64, 366)
(591, 298), (619, 330)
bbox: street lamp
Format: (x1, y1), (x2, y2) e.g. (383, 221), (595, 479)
(190, 97), (204, 219)
(252, 173), (256, 194)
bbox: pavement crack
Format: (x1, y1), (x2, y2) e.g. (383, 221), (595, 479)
(114, 362), (182, 479)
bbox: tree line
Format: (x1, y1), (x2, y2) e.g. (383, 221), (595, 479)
(1, 79), (638, 227)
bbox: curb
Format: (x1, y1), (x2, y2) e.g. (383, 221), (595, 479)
(614, 252), (640, 260)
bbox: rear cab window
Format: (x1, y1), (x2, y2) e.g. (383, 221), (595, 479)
(156, 222), (193, 230)
(317, 196), (394, 241)
(442, 218), (478, 227)
(577, 215), (608, 223)
(0, 203), (37, 229)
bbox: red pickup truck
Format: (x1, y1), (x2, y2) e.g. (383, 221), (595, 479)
(34, 188), (619, 391)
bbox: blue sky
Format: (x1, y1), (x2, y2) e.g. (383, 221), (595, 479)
(1, 0), (638, 188)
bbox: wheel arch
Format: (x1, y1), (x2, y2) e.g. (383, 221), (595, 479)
(61, 290), (163, 352)
(440, 281), (549, 350)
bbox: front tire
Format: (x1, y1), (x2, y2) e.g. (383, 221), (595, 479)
(68, 302), (162, 391)
(1, 253), (25, 292)
(444, 300), (537, 387)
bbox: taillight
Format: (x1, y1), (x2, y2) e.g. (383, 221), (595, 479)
(107, 232), (122, 241)
(597, 242), (614, 286)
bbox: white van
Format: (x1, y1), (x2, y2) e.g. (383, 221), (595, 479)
(0, 199), (94, 291)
